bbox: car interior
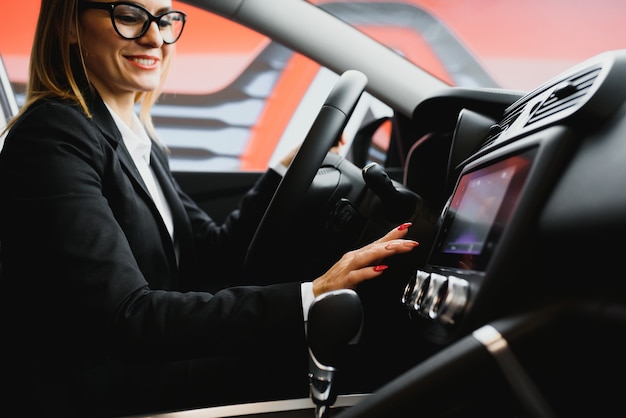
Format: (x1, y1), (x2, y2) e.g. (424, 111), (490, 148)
(1, 1), (626, 417)
(138, 49), (626, 418)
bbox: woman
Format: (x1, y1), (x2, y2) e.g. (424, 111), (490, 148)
(0, 0), (418, 416)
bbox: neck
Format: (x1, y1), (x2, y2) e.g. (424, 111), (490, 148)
(102, 96), (136, 127)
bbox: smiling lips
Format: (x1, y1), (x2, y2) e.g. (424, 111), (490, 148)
(127, 56), (160, 69)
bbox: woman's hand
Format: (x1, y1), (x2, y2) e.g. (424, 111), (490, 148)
(312, 223), (418, 297)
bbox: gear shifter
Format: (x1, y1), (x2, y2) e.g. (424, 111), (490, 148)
(307, 289), (363, 418)
(362, 162), (420, 223)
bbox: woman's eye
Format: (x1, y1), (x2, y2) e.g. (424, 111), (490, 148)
(115, 12), (144, 26)
(158, 19), (172, 29)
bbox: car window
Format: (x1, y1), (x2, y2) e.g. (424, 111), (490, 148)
(150, 2), (397, 172)
(0, 1), (394, 171)
(315, 0), (626, 92)
(2, 0), (625, 171)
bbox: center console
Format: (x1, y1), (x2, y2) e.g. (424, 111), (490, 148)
(402, 50), (626, 344)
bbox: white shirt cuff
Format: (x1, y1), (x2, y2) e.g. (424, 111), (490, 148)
(300, 281), (315, 322)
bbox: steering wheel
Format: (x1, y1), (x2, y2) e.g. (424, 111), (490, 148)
(244, 70), (368, 272)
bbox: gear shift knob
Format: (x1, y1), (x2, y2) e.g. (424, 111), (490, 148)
(307, 289), (363, 418)
(362, 162), (420, 223)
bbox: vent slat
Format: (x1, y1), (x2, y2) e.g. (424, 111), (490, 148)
(525, 67), (601, 126)
(476, 65), (603, 152)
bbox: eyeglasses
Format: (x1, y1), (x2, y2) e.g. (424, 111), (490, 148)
(78, 1), (187, 44)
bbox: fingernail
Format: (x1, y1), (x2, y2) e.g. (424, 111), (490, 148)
(405, 241), (419, 247)
(398, 222), (412, 231)
(373, 265), (388, 272)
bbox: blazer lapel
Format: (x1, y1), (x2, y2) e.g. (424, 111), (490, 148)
(85, 90), (195, 282)
(87, 92), (181, 275)
(149, 150), (196, 274)
(88, 93), (153, 200)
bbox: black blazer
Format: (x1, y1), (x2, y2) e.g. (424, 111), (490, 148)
(0, 91), (307, 412)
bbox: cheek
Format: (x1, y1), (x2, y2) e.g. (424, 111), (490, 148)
(163, 44), (174, 60)
(161, 45), (175, 70)
(80, 34), (120, 68)
(79, 22), (118, 54)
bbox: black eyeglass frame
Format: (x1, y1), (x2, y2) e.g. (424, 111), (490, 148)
(78, 1), (187, 44)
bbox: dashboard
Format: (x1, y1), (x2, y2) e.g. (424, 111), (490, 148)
(340, 49), (626, 417)
(399, 49), (626, 343)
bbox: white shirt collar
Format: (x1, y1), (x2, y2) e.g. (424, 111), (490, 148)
(104, 102), (152, 165)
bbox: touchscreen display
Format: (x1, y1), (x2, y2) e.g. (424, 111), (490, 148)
(429, 149), (535, 272)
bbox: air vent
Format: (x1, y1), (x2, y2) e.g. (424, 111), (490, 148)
(525, 66), (602, 126)
(497, 102), (525, 132)
(478, 101), (525, 148)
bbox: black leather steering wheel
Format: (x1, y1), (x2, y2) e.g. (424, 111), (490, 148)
(244, 70), (368, 272)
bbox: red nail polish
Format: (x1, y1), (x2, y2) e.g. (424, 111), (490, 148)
(373, 265), (388, 272)
(398, 222), (412, 231)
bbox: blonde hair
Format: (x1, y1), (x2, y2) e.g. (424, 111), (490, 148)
(3, 0), (171, 139)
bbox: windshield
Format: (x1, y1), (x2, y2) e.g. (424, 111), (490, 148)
(312, 0), (626, 91)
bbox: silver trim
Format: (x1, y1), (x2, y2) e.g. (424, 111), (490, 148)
(438, 275), (469, 325)
(129, 394), (369, 417)
(422, 272), (447, 319)
(472, 325), (557, 418)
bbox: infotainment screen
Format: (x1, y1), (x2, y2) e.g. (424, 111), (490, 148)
(429, 148), (536, 272)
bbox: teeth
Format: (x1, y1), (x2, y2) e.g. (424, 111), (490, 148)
(133, 58), (156, 66)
